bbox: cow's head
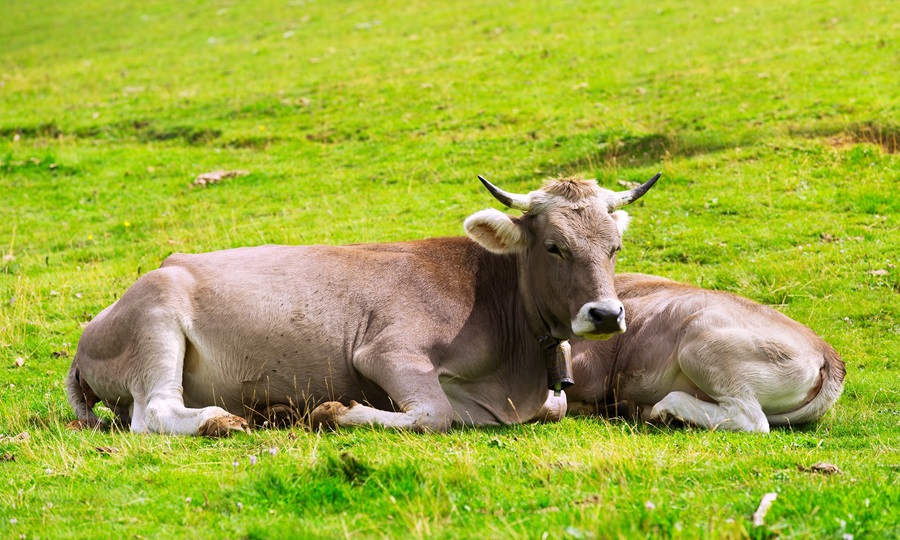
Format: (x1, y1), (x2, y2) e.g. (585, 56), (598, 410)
(465, 173), (659, 341)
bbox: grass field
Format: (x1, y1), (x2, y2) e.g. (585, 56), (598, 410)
(1, 0), (898, 538)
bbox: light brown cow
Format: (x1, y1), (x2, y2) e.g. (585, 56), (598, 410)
(66, 174), (659, 435)
(562, 273), (845, 432)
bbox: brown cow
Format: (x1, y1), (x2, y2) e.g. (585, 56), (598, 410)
(561, 273), (845, 432)
(66, 174), (659, 435)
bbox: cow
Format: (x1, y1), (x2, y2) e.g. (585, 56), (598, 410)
(558, 273), (845, 433)
(66, 173), (660, 435)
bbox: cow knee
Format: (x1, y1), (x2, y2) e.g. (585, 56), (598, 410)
(649, 391), (687, 421)
(718, 397), (770, 433)
(533, 391), (567, 422)
(410, 406), (452, 432)
(144, 405), (163, 433)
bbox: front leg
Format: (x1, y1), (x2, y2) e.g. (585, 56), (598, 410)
(310, 348), (454, 432)
(310, 399), (451, 432)
(529, 391), (568, 422)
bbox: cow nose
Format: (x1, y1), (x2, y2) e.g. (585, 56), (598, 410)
(585, 302), (625, 334)
(572, 300), (626, 338)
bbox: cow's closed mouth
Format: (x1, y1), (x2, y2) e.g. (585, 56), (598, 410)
(573, 327), (625, 341)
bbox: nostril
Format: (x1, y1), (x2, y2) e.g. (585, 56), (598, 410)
(575, 302), (626, 336)
(585, 303), (625, 331)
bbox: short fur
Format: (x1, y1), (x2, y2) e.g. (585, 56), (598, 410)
(67, 177), (654, 435)
(563, 273), (846, 432)
(540, 176), (603, 201)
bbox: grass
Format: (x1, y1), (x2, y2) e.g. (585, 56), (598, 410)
(1, 0), (898, 537)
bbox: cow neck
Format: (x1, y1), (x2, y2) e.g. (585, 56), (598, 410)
(514, 255), (573, 393)
(514, 258), (560, 350)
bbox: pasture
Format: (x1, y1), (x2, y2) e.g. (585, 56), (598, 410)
(1, 0), (898, 537)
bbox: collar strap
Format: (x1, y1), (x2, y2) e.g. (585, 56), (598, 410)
(536, 333), (561, 351)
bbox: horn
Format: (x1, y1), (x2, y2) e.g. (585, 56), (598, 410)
(478, 175), (531, 211)
(611, 172), (661, 209)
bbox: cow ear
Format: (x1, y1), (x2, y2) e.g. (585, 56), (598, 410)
(464, 209), (527, 254)
(610, 210), (630, 235)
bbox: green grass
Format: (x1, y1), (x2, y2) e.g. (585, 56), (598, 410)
(1, 0), (898, 537)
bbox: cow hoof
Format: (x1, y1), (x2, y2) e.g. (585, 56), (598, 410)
(648, 404), (685, 428)
(67, 418), (105, 431)
(252, 404), (297, 429)
(309, 401), (348, 431)
(648, 403), (669, 423)
(199, 414), (250, 437)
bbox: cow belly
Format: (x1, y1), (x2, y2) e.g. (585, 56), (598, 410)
(180, 340), (373, 415)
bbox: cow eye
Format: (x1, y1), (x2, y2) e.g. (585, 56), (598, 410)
(546, 242), (562, 256)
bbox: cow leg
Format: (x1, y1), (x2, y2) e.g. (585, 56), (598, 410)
(310, 399), (454, 432)
(141, 392), (249, 436)
(129, 327), (248, 436)
(649, 391), (769, 433)
(129, 383), (249, 436)
(136, 350), (249, 436)
(75, 267), (249, 437)
(113, 405), (130, 428)
(311, 350), (454, 432)
(310, 399), (447, 432)
(529, 391), (568, 422)
(130, 399), (148, 433)
(660, 329), (772, 433)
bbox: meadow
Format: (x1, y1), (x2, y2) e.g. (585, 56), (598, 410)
(1, 0), (898, 537)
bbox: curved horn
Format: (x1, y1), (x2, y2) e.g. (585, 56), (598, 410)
(478, 175), (531, 211)
(611, 172), (661, 209)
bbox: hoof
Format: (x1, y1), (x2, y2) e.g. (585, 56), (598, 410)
(648, 403), (685, 428)
(251, 404), (298, 429)
(199, 414), (250, 437)
(67, 418), (107, 431)
(602, 399), (642, 421)
(309, 401), (348, 431)
(648, 403), (668, 423)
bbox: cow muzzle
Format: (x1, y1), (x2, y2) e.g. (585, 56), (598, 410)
(571, 300), (626, 339)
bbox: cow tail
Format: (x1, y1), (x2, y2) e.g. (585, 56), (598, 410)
(65, 358), (102, 427)
(767, 345), (846, 427)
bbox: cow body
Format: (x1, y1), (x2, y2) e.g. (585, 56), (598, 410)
(565, 273), (845, 432)
(72, 239), (547, 431)
(67, 175), (658, 435)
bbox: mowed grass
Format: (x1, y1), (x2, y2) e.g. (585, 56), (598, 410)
(1, 0), (898, 538)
